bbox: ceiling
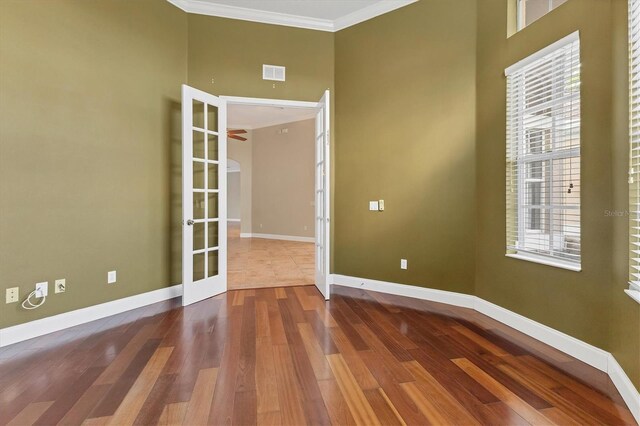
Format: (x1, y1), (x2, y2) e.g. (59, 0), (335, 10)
(228, 104), (317, 130)
(167, 0), (417, 32)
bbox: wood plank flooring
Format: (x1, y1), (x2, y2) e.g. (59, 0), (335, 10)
(0, 285), (635, 425)
(228, 223), (315, 290)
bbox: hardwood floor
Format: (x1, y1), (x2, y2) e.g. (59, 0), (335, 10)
(228, 223), (315, 290)
(0, 285), (635, 425)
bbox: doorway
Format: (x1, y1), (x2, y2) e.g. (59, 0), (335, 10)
(181, 88), (330, 306)
(224, 96), (330, 298)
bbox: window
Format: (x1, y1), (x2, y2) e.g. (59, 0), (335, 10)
(628, 0), (640, 302)
(517, 0), (569, 30)
(506, 32), (581, 271)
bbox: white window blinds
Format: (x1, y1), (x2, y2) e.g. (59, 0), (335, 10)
(505, 32), (581, 270)
(628, 0), (640, 301)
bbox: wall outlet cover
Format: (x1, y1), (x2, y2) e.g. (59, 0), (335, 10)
(5, 287), (19, 304)
(35, 282), (48, 298)
(378, 199), (385, 211)
(401, 259), (408, 270)
(369, 201), (379, 211)
(55, 279), (66, 293)
(108, 271), (117, 284)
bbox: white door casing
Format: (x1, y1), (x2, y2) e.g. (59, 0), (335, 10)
(182, 85), (227, 306)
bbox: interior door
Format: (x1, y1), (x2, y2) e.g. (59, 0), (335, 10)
(182, 85), (227, 306)
(315, 90), (330, 300)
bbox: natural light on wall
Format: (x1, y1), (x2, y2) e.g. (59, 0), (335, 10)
(505, 32), (581, 271)
(517, 0), (568, 30)
(628, 0), (640, 303)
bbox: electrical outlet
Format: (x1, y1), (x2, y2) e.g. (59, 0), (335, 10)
(108, 271), (117, 284)
(378, 200), (385, 211)
(35, 282), (48, 298)
(6, 287), (19, 304)
(55, 279), (66, 293)
(400, 259), (408, 270)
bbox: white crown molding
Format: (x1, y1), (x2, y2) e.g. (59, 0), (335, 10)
(333, 0), (418, 32)
(0, 284), (182, 348)
(329, 274), (640, 424)
(166, 0), (417, 32)
(167, 0), (333, 31)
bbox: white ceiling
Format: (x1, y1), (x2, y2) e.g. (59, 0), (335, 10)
(167, 0), (417, 32)
(228, 104), (316, 130)
(199, 0), (379, 21)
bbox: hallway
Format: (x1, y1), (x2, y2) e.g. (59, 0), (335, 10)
(228, 223), (315, 290)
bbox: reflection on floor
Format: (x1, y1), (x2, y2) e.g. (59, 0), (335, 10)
(228, 222), (315, 290)
(0, 286), (634, 425)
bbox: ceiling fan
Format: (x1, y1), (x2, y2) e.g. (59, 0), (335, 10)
(227, 129), (247, 141)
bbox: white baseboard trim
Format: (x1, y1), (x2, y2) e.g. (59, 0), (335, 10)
(331, 274), (476, 309)
(0, 284), (183, 348)
(241, 232), (315, 243)
(228, 218), (241, 222)
(473, 298), (610, 371)
(608, 353), (640, 423)
(330, 274), (640, 424)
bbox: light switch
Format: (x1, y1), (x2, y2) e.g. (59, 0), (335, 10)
(401, 259), (408, 270)
(369, 201), (379, 211)
(378, 200), (385, 211)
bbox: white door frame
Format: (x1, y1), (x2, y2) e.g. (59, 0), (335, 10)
(220, 94), (331, 299)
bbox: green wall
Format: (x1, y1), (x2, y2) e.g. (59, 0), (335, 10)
(0, 0), (187, 328)
(611, 0), (640, 390)
(476, 0), (638, 388)
(0, 3), (334, 329)
(334, 0), (477, 294)
(187, 14), (334, 103)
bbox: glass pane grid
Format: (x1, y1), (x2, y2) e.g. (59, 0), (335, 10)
(190, 97), (221, 282)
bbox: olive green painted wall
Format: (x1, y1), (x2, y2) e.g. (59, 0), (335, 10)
(0, 4), (334, 329)
(186, 12), (335, 264)
(334, 0), (477, 294)
(611, 0), (640, 389)
(0, 0), (187, 328)
(186, 14), (334, 104)
(476, 0), (638, 388)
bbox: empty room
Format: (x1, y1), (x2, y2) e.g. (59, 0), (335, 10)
(0, 0), (639, 425)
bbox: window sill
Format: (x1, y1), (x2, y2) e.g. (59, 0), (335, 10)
(505, 253), (581, 272)
(624, 289), (640, 305)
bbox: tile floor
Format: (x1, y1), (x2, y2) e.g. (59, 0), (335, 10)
(227, 222), (315, 290)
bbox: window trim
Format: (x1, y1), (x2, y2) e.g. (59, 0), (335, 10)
(506, 253), (582, 272)
(627, 0), (640, 303)
(505, 31), (581, 270)
(516, 0), (569, 31)
(505, 31), (579, 76)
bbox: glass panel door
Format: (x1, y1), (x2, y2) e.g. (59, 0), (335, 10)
(315, 90), (330, 300)
(182, 85), (227, 306)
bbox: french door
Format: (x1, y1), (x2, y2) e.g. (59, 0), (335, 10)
(315, 90), (330, 300)
(182, 85), (227, 306)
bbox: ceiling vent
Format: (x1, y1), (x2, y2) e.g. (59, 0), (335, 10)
(263, 64), (286, 82)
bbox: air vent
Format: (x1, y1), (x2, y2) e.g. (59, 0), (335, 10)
(263, 64), (286, 82)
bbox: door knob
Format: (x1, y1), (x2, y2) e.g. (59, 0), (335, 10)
(186, 219), (194, 226)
